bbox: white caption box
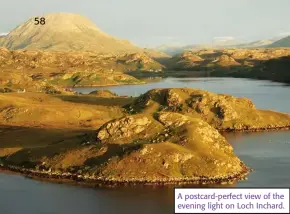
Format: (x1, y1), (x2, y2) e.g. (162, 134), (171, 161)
(175, 188), (290, 213)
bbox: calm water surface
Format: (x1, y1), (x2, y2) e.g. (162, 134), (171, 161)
(1, 77), (290, 214)
(75, 77), (290, 113)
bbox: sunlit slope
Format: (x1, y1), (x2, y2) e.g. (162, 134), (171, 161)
(0, 13), (141, 53)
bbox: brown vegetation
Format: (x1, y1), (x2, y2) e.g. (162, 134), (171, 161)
(2, 87), (289, 185)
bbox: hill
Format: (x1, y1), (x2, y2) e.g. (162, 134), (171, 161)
(234, 40), (273, 48)
(157, 40), (275, 56)
(0, 13), (141, 53)
(2, 88), (290, 184)
(242, 56), (290, 83)
(267, 36), (290, 48)
(0, 48), (166, 92)
(163, 48), (290, 83)
(166, 48), (290, 75)
(0, 89), (253, 184)
(126, 88), (290, 131)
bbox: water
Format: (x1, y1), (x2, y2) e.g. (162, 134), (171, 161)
(1, 77), (290, 214)
(75, 77), (290, 113)
(226, 131), (290, 187)
(0, 173), (174, 214)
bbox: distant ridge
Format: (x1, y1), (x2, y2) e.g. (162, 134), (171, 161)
(157, 40), (276, 56)
(266, 36), (290, 48)
(0, 13), (141, 53)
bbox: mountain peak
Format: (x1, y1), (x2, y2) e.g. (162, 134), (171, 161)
(0, 13), (140, 53)
(34, 13), (105, 34)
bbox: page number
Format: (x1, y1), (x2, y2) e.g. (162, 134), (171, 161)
(34, 17), (46, 25)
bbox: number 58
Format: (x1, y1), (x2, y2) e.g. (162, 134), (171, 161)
(34, 17), (46, 25)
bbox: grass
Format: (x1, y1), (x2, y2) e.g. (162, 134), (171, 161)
(2, 86), (289, 184)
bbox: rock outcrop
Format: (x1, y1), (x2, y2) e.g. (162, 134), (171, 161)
(126, 88), (290, 130)
(3, 87), (290, 185)
(96, 115), (156, 143)
(94, 112), (248, 181)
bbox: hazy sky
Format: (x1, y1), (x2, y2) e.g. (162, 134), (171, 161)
(0, 0), (290, 47)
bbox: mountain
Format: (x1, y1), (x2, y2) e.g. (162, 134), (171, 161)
(157, 40), (276, 56)
(266, 36), (290, 48)
(0, 34), (5, 44)
(234, 40), (274, 48)
(157, 44), (212, 56)
(211, 37), (243, 47)
(0, 13), (141, 53)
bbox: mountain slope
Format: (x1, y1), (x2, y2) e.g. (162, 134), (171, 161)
(157, 40), (276, 56)
(234, 40), (273, 48)
(267, 36), (290, 48)
(0, 13), (141, 53)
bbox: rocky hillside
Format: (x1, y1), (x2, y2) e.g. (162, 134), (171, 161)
(0, 13), (141, 53)
(116, 53), (164, 72)
(0, 89), (251, 184)
(168, 48), (290, 69)
(0, 48), (163, 72)
(126, 88), (290, 130)
(0, 48), (166, 91)
(164, 48), (290, 83)
(2, 87), (290, 184)
(244, 56), (290, 83)
(93, 112), (248, 182)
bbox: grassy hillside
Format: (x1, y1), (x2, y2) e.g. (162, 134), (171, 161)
(1, 88), (290, 184)
(0, 89), (254, 183)
(163, 48), (290, 83)
(0, 48), (166, 92)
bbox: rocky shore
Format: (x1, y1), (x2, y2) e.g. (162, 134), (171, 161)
(1, 87), (290, 187)
(0, 162), (250, 186)
(219, 126), (290, 132)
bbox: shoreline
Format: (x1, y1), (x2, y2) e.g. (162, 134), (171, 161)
(218, 125), (290, 133)
(72, 81), (146, 89)
(0, 163), (251, 187)
(126, 71), (290, 85)
(0, 124), (288, 189)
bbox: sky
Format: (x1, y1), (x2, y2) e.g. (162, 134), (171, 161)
(0, 0), (290, 47)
